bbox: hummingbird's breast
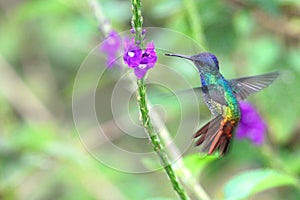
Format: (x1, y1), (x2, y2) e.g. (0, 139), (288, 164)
(223, 82), (240, 120)
(200, 73), (240, 120)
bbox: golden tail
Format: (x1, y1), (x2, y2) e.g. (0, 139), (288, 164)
(194, 115), (238, 155)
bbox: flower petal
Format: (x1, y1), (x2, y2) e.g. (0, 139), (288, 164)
(123, 38), (142, 68)
(134, 67), (148, 79)
(101, 31), (121, 53)
(236, 101), (266, 145)
(123, 37), (158, 79)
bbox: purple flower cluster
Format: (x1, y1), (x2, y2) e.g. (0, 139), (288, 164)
(123, 38), (157, 79)
(236, 101), (267, 145)
(100, 31), (121, 68)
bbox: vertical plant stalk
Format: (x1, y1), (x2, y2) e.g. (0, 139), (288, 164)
(89, 0), (112, 36)
(131, 0), (143, 43)
(150, 106), (211, 200)
(183, 0), (205, 48)
(137, 78), (188, 200)
(131, 0), (189, 199)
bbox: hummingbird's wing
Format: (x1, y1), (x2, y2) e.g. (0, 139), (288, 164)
(156, 85), (228, 105)
(229, 72), (279, 100)
(158, 72), (278, 102)
(202, 85), (228, 106)
(190, 72), (279, 100)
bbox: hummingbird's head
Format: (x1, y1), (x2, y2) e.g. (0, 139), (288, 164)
(165, 52), (219, 72)
(190, 52), (219, 70)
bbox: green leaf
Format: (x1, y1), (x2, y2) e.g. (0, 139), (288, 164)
(224, 168), (299, 200)
(183, 153), (218, 177)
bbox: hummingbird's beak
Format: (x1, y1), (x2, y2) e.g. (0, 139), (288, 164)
(165, 53), (193, 61)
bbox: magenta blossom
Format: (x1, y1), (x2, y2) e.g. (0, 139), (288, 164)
(123, 38), (157, 79)
(100, 30), (121, 68)
(236, 101), (267, 145)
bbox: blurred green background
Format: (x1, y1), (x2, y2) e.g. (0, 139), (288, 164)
(1, 0), (300, 199)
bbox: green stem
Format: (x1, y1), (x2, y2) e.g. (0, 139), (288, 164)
(136, 79), (189, 200)
(261, 144), (293, 174)
(260, 144), (300, 190)
(151, 110), (211, 200)
(131, 1), (189, 199)
(183, 0), (205, 48)
(88, 0), (112, 36)
(131, 0), (143, 44)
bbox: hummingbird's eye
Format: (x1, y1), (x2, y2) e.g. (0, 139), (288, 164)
(208, 54), (219, 69)
(197, 52), (219, 69)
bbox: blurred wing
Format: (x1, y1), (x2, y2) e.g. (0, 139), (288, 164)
(162, 71), (279, 101)
(159, 85), (227, 105)
(202, 85), (227, 106)
(229, 72), (279, 100)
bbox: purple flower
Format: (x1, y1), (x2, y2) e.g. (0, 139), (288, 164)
(236, 101), (267, 145)
(123, 38), (143, 68)
(123, 39), (157, 79)
(130, 28), (135, 34)
(100, 30), (121, 68)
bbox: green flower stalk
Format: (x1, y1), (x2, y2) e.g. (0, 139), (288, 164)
(136, 79), (188, 200)
(130, 0), (189, 199)
(131, 0), (143, 43)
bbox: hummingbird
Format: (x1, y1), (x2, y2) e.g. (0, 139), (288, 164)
(165, 52), (279, 155)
